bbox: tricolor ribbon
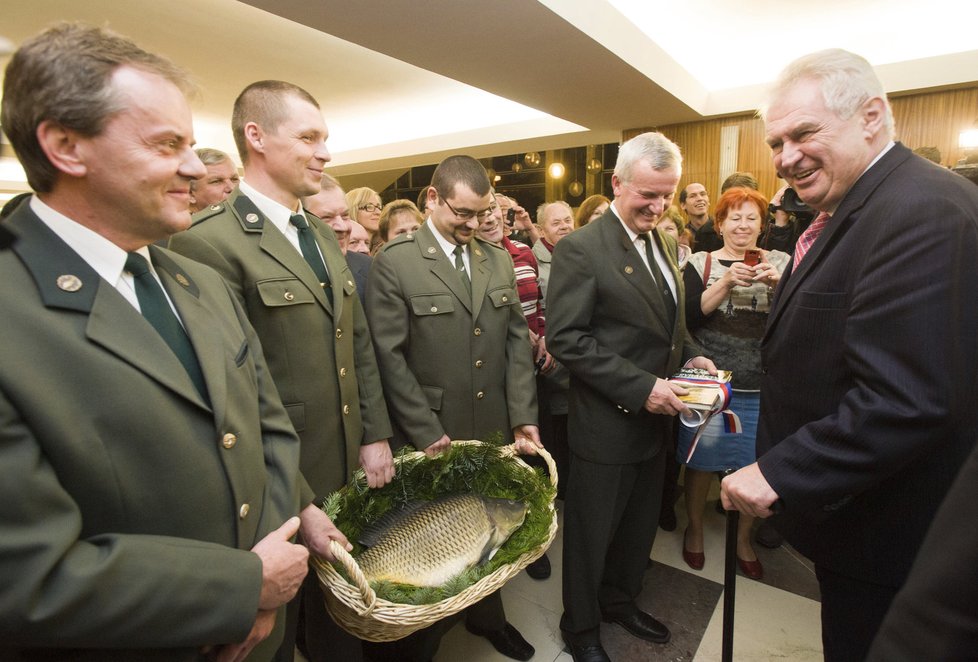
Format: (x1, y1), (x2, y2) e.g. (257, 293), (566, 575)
(677, 378), (741, 463)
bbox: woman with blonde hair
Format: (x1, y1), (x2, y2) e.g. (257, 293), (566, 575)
(345, 186), (383, 236)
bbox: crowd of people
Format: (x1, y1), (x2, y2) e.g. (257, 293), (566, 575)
(3, 21), (978, 662)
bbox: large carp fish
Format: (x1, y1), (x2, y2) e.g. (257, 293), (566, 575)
(356, 494), (528, 587)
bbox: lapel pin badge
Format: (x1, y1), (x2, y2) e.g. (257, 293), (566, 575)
(624, 265), (634, 274)
(56, 274), (83, 292)
(245, 213), (259, 224)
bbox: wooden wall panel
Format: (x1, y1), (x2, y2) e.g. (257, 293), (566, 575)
(624, 85), (978, 203)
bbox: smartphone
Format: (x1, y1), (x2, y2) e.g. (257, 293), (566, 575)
(743, 249), (761, 267)
(506, 208), (517, 225)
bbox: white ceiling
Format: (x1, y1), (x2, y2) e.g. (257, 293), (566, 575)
(2, 0), (977, 191)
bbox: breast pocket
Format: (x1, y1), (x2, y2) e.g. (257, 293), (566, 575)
(410, 293), (455, 316)
(256, 277), (316, 308)
(487, 286), (519, 309)
(796, 290), (847, 310)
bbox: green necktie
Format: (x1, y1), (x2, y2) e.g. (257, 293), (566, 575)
(125, 252), (209, 403)
(453, 244), (471, 296)
(641, 233), (676, 326)
(290, 214), (330, 287)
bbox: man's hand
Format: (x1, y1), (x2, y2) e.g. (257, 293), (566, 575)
(513, 424), (543, 455)
(251, 517), (308, 610)
(424, 434), (452, 457)
(720, 463), (780, 518)
(209, 609), (276, 662)
(684, 355), (718, 374)
(359, 440), (395, 488)
(299, 504), (352, 562)
(644, 377), (690, 416)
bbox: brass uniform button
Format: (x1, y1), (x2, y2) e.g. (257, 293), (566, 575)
(501, 295), (508, 302)
(430, 306), (438, 313)
(340, 367), (348, 377)
(473, 328), (482, 336)
(284, 291), (295, 301)
(239, 503), (250, 518)
(222, 433), (237, 449)
(476, 391), (485, 399)
(343, 404), (351, 415)
(335, 328), (343, 339)
(475, 360), (483, 368)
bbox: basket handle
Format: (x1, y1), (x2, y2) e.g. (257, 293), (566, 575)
(501, 442), (558, 490)
(327, 539), (378, 616)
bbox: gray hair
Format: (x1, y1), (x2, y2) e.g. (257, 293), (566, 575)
(538, 200), (572, 224)
(195, 147), (234, 167)
(614, 132), (683, 184)
(762, 48), (895, 138)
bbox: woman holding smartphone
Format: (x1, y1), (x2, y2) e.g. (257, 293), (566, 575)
(676, 187), (790, 580)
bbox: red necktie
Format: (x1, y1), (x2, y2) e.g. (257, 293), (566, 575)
(793, 212), (830, 269)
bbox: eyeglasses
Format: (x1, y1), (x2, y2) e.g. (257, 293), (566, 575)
(441, 196), (494, 222)
(358, 203), (383, 213)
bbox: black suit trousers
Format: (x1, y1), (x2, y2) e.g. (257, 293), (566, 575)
(816, 565), (897, 662)
(560, 448), (665, 643)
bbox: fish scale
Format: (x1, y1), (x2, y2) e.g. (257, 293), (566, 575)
(357, 494), (527, 587)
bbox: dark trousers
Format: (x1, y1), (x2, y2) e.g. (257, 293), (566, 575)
(364, 591), (505, 662)
(560, 449), (665, 645)
(816, 565), (899, 662)
(275, 570), (363, 662)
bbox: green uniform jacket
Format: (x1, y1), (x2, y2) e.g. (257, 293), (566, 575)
(365, 223), (537, 450)
(169, 190), (392, 502)
(0, 205), (301, 660)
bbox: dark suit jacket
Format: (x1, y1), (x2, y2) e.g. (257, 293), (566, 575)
(0, 205), (301, 660)
(756, 143), (978, 587)
(546, 210), (699, 464)
(867, 437), (978, 660)
(365, 223), (537, 449)
(169, 189), (391, 502)
(345, 249), (372, 307)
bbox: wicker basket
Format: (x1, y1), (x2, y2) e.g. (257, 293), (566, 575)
(313, 440), (558, 641)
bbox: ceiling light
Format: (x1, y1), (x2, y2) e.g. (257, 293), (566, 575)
(548, 163), (565, 178)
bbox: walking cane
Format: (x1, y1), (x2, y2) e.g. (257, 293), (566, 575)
(720, 469), (738, 662)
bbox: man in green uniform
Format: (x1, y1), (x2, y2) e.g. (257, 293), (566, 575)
(168, 80), (392, 662)
(366, 155), (540, 661)
(0, 23), (320, 660)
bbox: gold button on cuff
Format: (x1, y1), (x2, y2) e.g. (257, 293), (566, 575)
(222, 433), (237, 449)
(239, 503), (250, 518)
(476, 391), (485, 399)
(473, 328), (482, 336)
(343, 404), (351, 415)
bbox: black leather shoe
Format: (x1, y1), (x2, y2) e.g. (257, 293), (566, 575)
(565, 641), (611, 662)
(526, 553), (551, 579)
(466, 621), (535, 661)
(602, 610), (671, 643)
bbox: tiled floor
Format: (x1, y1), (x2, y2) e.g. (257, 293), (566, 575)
(304, 480), (824, 661)
(435, 481), (823, 662)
